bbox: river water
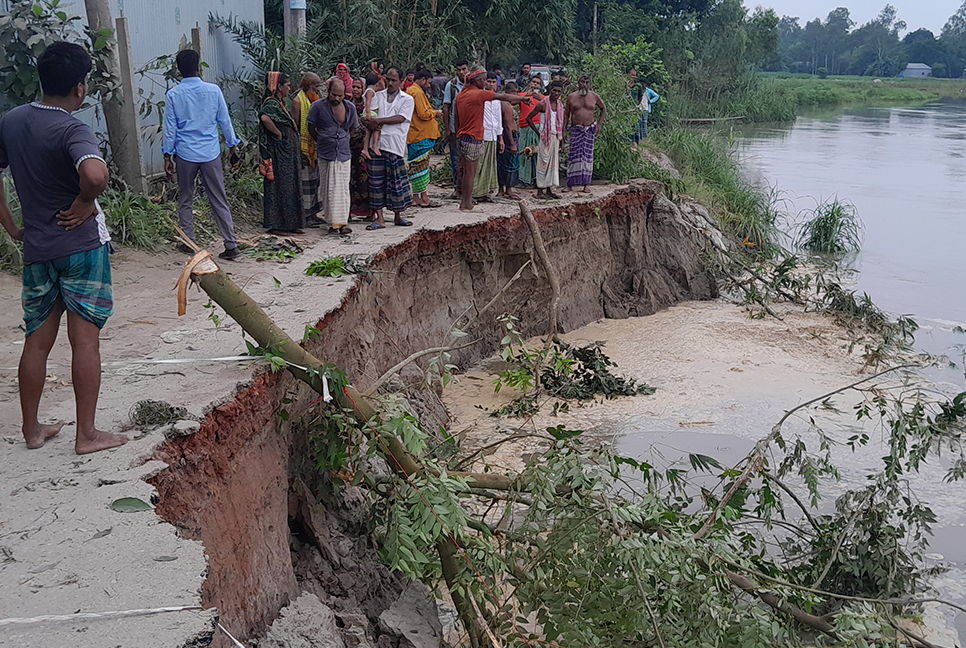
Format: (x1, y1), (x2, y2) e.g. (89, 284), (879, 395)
(734, 101), (966, 387)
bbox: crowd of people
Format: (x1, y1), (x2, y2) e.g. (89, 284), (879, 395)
(0, 42), (661, 455)
(159, 54), (638, 247)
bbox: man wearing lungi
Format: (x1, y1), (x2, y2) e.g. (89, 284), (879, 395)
(526, 81), (566, 200)
(363, 67), (416, 228)
(308, 77), (360, 235)
(564, 75), (607, 194)
(0, 43), (128, 454)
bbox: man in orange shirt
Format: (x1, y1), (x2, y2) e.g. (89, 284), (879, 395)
(453, 67), (525, 211)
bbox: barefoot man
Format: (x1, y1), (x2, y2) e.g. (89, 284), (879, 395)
(0, 42), (127, 454)
(564, 75), (606, 194)
(526, 81), (565, 200)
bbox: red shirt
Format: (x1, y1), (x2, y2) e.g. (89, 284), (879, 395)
(455, 86), (496, 140)
(518, 93), (541, 128)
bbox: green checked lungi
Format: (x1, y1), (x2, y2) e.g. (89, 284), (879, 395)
(22, 243), (113, 336)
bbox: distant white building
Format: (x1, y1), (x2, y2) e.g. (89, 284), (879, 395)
(898, 63), (933, 78)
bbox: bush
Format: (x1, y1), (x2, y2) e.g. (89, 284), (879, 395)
(817, 66), (829, 79)
(796, 197), (862, 254)
(99, 188), (178, 249)
(0, 175), (23, 273)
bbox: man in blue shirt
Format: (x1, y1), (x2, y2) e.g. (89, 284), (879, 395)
(162, 49), (241, 260)
(442, 60), (468, 196)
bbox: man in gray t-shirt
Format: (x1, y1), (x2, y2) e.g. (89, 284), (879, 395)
(0, 42), (128, 455)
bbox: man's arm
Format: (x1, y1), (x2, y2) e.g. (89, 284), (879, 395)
(57, 158), (109, 231)
(493, 93), (524, 104)
(162, 91), (178, 175)
(0, 171), (22, 242)
(525, 99), (545, 134)
(442, 81), (454, 139)
(292, 96), (302, 131)
(307, 103), (318, 142)
(595, 93), (607, 128)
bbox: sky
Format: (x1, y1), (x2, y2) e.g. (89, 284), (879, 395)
(757, 0), (962, 35)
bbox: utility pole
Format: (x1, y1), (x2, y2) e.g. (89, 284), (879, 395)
(84, 0), (145, 193)
(283, 0), (307, 38)
(592, 2), (598, 55)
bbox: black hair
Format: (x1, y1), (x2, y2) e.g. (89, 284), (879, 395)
(454, 60), (468, 68)
(365, 72), (380, 86)
(37, 42), (92, 97)
(505, 80), (518, 92)
(386, 66), (404, 79)
(522, 62), (531, 68)
(406, 69), (415, 76)
(417, 69), (434, 80)
(265, 72), (290, 98)
(579, 74), (591, 82)
(486, 71), (498, 80)
(549, 81), (563, 90)
(176, 49), (201, 78)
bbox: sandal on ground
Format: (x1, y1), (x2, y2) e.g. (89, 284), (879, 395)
(327, 227), (342, 235)
(339, 225), (352, 234)
(366, 222), (386, 230)
(393, 219), (413, 227)
(419, 201), (443, 208)
(546, 191), (562, 200)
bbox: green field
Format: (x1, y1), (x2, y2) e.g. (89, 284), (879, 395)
(763, 73), (966, 108)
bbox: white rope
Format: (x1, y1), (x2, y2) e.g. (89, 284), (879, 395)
(217, 622), (246, 647)
(0, 605), (204, 627)
(0, 355), (259, 372)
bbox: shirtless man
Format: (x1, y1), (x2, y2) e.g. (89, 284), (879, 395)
(563, 75), (606, 194)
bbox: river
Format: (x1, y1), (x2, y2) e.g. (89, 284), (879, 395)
(734, 100), (966, 387)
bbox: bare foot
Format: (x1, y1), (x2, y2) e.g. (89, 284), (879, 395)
(371, 145), (381, 157)
(75, 428), (128, 455)
(23, 421), (65, 450)
(361, 149), (371, 160)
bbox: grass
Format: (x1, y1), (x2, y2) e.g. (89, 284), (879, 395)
(0, 175), (23, 273)
(796, 198), (862, 255)
(648, 129), (780, 251)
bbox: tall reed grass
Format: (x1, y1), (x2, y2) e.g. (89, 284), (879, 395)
(796, 198), (863, 254)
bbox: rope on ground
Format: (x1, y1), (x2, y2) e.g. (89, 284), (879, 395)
(217, 622), (247, 648)
(0, 355), (258, 372)
(0, 605), (204, 628)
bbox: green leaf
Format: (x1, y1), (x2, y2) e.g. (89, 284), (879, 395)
(93, 35), (107, 51)
(110, 497), (152, 512)
(90, 527), (112, 539)
(32, 4), (43, 17)
(153, 555), (178, 562)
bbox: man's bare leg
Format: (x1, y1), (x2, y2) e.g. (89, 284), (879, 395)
(66, 310), (127, 454)
(20, 302), (66, 449)
(460, 158), (479, 211)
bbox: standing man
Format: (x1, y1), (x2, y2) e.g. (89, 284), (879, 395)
(515, 63), (532, 90)
(0, 42), (127, 454)
(471, 72), (504, 201)
(498, 81), (522, 200)
(162, 49), (241, 260)
(454, 67), (525, 211)
(292, 73), (323, 227)
(442, 60), (469, 196)
(517, 76), (543, 188)
(308, 77), (359, 236)
(363, 67), (416, 229)
(407, 70), (443, 208)
(564, 75), (607, 194)
(526, 81), (564, 200)
(628, 68), (660, 145)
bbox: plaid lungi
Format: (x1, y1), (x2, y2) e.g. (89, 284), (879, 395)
(319, 158), (351, 227)
(369, 151), (413, 212)
(407, 138), (435, 194)
(22, 243), (113, 336)
(472, 141), (499, 198)
(567, 124), (596, 187)
(457, 135), (485, 161)
(301, 160), (321, 219)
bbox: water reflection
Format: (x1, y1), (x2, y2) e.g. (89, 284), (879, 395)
(735, 101), (966, 387)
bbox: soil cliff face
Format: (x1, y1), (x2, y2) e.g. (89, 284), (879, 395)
(149, 183), (719, 646)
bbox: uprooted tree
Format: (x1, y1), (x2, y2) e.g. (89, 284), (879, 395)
(180, 202), (966, 648)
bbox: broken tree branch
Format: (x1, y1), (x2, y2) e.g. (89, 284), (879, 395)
(361, 339), (480, 397)
(519, 201), (561, 340)
(693, 363), (918, 540)
(762, 471), (820, 532)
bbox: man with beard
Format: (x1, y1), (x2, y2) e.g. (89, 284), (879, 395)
(453, 67), (525, 211)
(563, 75), (606, 194)
(363, 67), (416, 228)
(525, 81), (564, 200)
(292, 72), (323, 226)
(308, 77), (359, 235)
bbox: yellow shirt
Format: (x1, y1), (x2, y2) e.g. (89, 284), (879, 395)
(406, 84), (440, 145)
